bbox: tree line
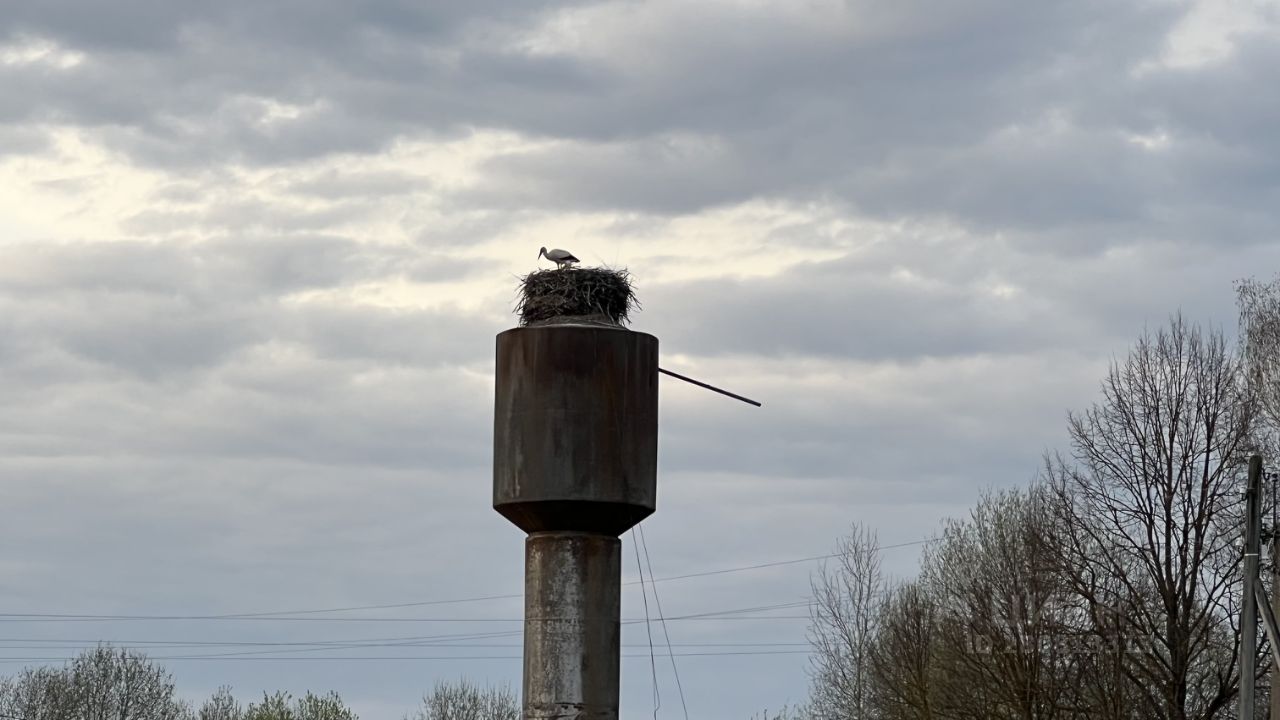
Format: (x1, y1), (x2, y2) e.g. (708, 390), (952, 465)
(0, 646), (517, 720)
(779, 278), (1280, 719)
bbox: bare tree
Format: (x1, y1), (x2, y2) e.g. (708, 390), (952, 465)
(748, 705), (811, 720)
(199, 688), (242, 720)
(807, 524), (884, 720)
(293, 692), (357, 720)
(244, 692), (294, 720)
(1044, 314), (1253, 720)
(1238, 276), (1280, 437)
(803, 315), (1256, 718)
(867, 581), (938, 720)
(72, 646), (193, 720)
(0, 646), (191, 720)
(921, 487), (1084, 720)
(0, 667), (79, 720)
(408, 680), (517, 720)
(1237, 278), (1280, 720)
(241, 691), (356, 720)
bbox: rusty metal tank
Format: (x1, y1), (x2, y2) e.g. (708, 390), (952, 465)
(492, 323), (658, 537)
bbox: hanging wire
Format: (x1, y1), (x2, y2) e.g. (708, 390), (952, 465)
(638, 522), (690, 720)
(631, 529), (661, 718)
(0, 538), (932, 624)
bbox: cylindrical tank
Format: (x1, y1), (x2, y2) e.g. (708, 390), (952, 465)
(493, 324), (658, 536)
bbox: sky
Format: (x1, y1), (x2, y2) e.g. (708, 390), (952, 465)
(1, 0), (1278, 718)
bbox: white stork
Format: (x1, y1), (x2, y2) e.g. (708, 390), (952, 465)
(538, 247), (580, 269)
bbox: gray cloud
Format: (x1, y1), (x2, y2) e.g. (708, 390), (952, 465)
(281, 169), (432, 201)
(1, 237), (411, 299)
(7, 0), (1272, 252)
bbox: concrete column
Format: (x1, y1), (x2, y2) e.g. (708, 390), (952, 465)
(523, 532), (621, 720)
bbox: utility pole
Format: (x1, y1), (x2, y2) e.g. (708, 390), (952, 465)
(1244, 455), (1263, 720)
(1273, 486), (1280, 720)
(493, 322), (658, 719)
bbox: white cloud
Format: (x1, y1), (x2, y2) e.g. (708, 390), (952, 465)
(0, 35), (85, 69)
(1147, 0), (1280, 70)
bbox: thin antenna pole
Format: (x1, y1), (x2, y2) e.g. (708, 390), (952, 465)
(658, 367), (762, 407)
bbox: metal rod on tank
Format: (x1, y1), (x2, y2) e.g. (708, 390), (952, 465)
(658, 367), (762, 407)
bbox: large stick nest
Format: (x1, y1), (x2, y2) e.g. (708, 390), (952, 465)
(516, 267), (638, 326)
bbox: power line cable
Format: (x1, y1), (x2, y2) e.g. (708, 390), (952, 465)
(0, 538), (931, 622)
(0, 534), (942, 673)
(0, 637), (806, 649)
(0, 650), (811, 664)
(0, 601), (812, 624)
(631, 528), (661, 719)
(638, 538), (931, 586)
(0, 539), (929, 622)
(639, 522), (689, 720)
(0, 603), (812, 664)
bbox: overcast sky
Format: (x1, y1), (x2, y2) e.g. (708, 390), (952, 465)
(1, 1), (1278, 718)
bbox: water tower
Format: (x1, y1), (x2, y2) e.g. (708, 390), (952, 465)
(493, 268), (656, 719)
